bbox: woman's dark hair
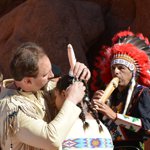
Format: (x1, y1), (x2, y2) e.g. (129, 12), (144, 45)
(56, 74), (102, 131)
(10, 42), (47, 81)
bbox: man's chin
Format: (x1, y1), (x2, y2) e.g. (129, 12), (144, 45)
(41, 82), (48, 90)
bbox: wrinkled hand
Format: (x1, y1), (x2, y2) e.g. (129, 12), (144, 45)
(73, 62), (91, 81)
(65, 81), (86, 105)
(92, 90), (117, 121)
(92, 90), (104, 101)
(93, 100), (117, 121)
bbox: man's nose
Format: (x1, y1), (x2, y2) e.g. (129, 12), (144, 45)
(114, 67), (119, 74)
(48, 71), (54, 79)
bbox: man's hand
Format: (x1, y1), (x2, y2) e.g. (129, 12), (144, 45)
(92, 90), (117, 121)
(73, 62), (91, 81)
(65, 81), (86, 105)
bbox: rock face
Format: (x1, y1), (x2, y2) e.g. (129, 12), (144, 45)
(0, 0), (150, 79)
(0, 0), (104, 78)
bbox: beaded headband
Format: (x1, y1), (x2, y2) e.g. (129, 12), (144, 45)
(111, 54), (135, 71)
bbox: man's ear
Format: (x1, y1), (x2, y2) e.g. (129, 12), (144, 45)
(61, 90), (66, 97)
(22, 77), (32, 85)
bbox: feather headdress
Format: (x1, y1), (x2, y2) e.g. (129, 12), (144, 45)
(91, 30), (150, 92)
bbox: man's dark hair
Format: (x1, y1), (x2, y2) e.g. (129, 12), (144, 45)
(10, 42), (47, 81)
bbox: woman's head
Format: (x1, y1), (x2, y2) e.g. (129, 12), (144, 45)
(55, 75), (74, 110)
(55, 75), (102, 131)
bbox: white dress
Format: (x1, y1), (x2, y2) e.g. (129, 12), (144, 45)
(60, 118), (114, 150)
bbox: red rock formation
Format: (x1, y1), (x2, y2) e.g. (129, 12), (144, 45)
(0, 0), (104, 78)
(0, 0), (150, 81)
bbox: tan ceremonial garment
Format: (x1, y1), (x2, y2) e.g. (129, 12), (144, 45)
(0, 79), (81, 150)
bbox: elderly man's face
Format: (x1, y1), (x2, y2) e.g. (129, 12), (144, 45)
(111, 64), (133, 91)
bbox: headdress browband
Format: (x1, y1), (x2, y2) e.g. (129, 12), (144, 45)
(111, 54), (135, 71)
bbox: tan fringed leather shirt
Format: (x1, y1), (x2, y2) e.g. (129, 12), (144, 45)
(0, 79), (81, 150)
